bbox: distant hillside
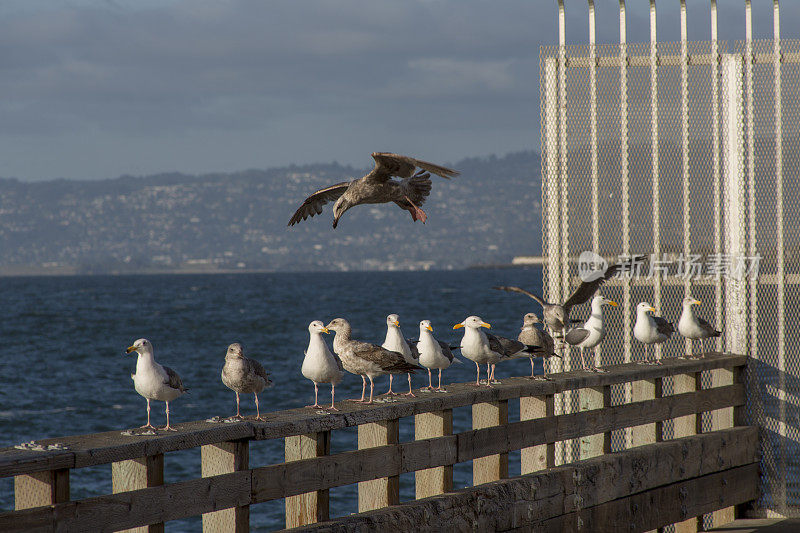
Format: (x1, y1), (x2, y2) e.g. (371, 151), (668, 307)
(0, 151), (543, 274)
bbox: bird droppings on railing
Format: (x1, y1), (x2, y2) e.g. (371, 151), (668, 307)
(13, 441), (70, 452)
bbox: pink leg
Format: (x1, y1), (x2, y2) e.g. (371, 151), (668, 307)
(404, 196), (428, 223)
(381, 374), (397, 396)
(328, 384), (339, 411)
(424, 368), (433, 390)
(403, 373), (415, 397)
(162, 402), (177, 431)
(365, 376), (375, 404)
(350, 376), (367, 402)
(307, 382), (323, 408)
(470, 362), (482, 386)
(254, 393), (265, 421)
(435, 369), (445, 391)
(140, 398), (156, 429)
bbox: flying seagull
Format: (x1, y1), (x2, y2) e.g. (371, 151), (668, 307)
(288, 152), (459, 228)
(493, 255), (645, 340)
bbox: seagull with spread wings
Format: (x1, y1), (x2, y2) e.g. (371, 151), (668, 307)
(288, 152), (459, 229)
(493, 255), (645, 341)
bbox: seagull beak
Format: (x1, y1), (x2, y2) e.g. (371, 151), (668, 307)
(693, 299), (701, 306)
(606, 300), (619, 307)
(453, 323), (464, 330)
(394, 320), (400, 327)
(126, 346), (137, 354)
(648, 307), (657, 313)
(481, 322), (491, 329)
(426, 325), (433, 332)
(321, 327), (330, 334)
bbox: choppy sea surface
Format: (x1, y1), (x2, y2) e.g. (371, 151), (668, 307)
(0, 269), (544, 530)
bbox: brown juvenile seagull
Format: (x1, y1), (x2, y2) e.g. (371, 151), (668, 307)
(288, 152), (460, 228)
(221, 343), (273, 421)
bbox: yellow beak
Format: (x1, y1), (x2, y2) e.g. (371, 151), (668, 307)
(126, 346), (137, 354)
(606, 300), (619, 307)
(481, 322), (491, 329)
(321, 327), (330, 334)
(425, 325), (433, 332)
(693, 299), (701, 306)
(649, 307), (657, 313)
(394, 321), (400, 327)
(453, 323), (464, 330)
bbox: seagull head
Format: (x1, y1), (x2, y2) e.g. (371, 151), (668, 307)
(325, 318), (350, 332)
(226, 343), (244, 359)
(522, 312), (541, 327)
(454, 316), (491, 330)
(593, 295), (619, 308)
(420, 320), (434, 332)
(308, 320), (329, 334)
(683, 296), (701, 307)
(126, 338), (152, 356)
(332, 196), (353, 229)
(637, 302), (657, 315)
(386, 314), (400, 328)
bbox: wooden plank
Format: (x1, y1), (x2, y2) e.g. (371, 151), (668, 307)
(358, 420), (399, 512)
(631, 378), (663, 447)
(201, 441), (249, 533)
(112, 455), (164, 533)
(472, 400), (509, 485)
(579, 386), (610, 459)
(520, 394), (554, 474)
(672, 372), (702, 533)
(711, 366), (740, 527)
(14, 469), (69, 510)
(284, 427), (758, 532)
(285, 432), (330, 527)
(0, 355), (747, 479)
(414, 410), (453, 499)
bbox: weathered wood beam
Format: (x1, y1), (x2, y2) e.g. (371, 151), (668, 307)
(14, 468), (69, 510)
(285, 432), (330, 527)
(358, 420), (399, 512)
(472, 400), (508, 485)
(414, 410), (453, 499)
(201, 440), (249, 533)
(631, 377), (663, 447)
(112, 455), (164, 533)
(284, 427), (758, 532)
(672, 372), (702, 533)
(520, 394), (554, 473)
(580, 385), (610, 459)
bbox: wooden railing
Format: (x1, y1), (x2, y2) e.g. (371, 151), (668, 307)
(0, 354), (751, 532)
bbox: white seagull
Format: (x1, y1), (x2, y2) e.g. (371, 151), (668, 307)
(678, 296), (721, 357)
(633, 302), (675, 365)
(301, 320), (344, 410)
(382, 314), (419, 397)
(221, 343), (273, 421)
(564, 295), (618, 372)
(416, 320), (457, 392)
(126, 338), (188, 431)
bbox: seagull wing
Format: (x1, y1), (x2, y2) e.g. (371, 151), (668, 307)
(352, 341), (420, 372)
(563, 255), (647, 311)
(287, 181), (350, 226)
(696, 316), (721, 336)
(564, 327), (590, 346)
(653, 316), (675, 337)
(406, 339), (421, 360)
(486, 332), (530, 357)
(163, 366), (187, 393)
(367, 152), (460, 183)
(245, 357), (273, 387)
(492, 286), (548, 307)
(436, 340), (455, 362)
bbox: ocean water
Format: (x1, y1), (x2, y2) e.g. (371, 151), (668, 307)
(0, 269), (544, 530)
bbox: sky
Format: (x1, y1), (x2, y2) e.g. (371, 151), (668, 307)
(1, 0), (797, 181)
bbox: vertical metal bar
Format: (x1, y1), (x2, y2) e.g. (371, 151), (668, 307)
(545, 56), (561, 325)
(774, 0), (787, 514)
(588, 0), (600, 369)
(620, 0), (632, 378)
(680, 0), (691, 356)
(711, 0), (722, 352)
(650, 0), (662, 363)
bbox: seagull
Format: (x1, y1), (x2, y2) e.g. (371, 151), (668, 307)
(416, 320), (458, 391)
(126, 338), (187, 431)
(454, 316), (540, 387)
(564, 295), (618, 372)
(493, 255), (645, 341)
(633, 302), (674, 365)
(678, 296), (721, 357)
(326, 317), (421, 404)
(288, 152), (459, 229)
(301, 320), (344, 410)
(221, 343), (273, 421)
(381, 314), (418, 397)
(517, 312), (560, 379)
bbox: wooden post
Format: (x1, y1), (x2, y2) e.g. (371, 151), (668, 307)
(358, 420), (399, 512)
(631, 378), (663, 446)
(201, 440), (249, 533)
(472, 400), (509, 485)
(285, 432), (331, 527)
(521, 395), (555, 474)
(580, 386), (611, 459)
(415, 410), (453, 499)
(112, 455), (164, 533)
(14, 469), (69, 510)
(672, 373), (701, 533)
(711, 366), (740, 526)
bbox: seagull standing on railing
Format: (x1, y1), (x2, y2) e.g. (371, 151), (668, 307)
(678, 296), (721, 357)
(517, 312), (560, 379)
(126, 338), (187, 431)
(564, 295), (618, 372)
(381, 314), (419, 397)
(633, 302), (674, 365)
(288, 152), (459, 229)
(221, 343), (273, 421)
(301, 321), (344, 410)
(326, 317), (421, 404)
(417, 320), (458, 392)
